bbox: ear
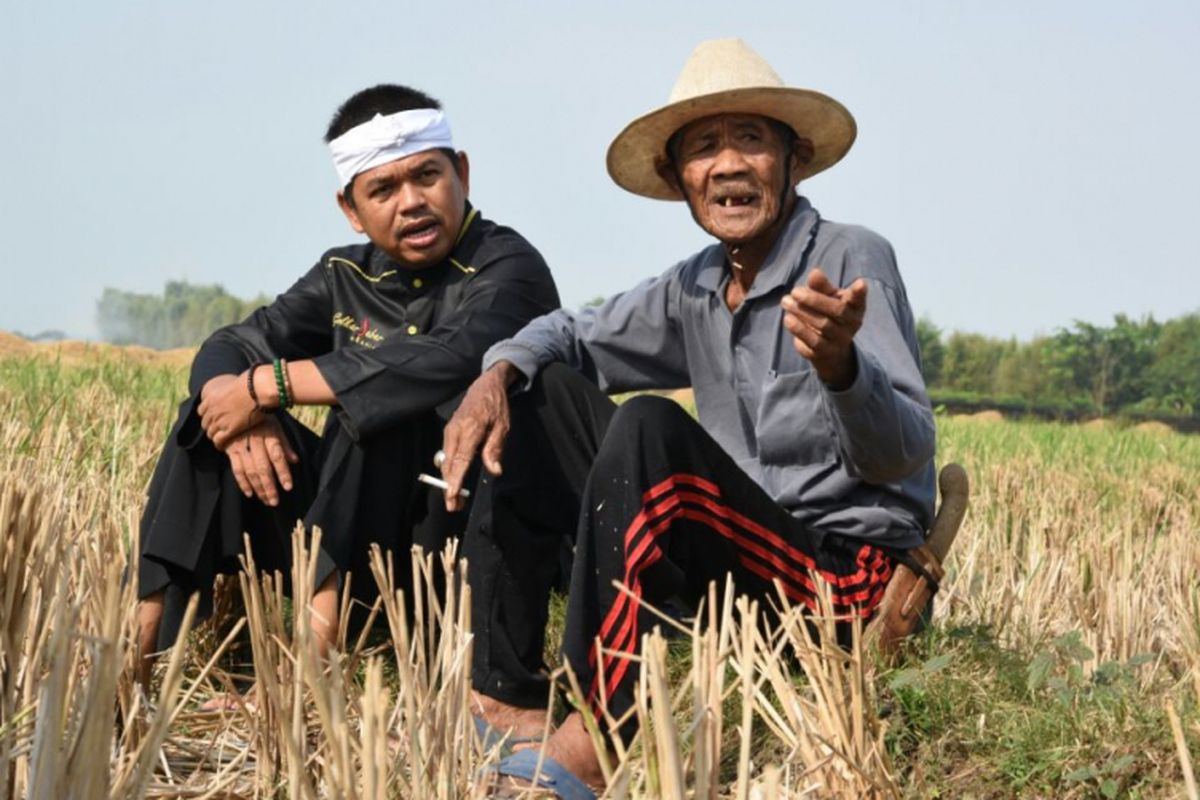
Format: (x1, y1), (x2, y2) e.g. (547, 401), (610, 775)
(454, 150), (471, 197)
(789, 137), (815, 182)
(336, 190), (366, 234)
(654, 155), (683, 197)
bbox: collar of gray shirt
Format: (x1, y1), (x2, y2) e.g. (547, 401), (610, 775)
(693, 195), (819, 302)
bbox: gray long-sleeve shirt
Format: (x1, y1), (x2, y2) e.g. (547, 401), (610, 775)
(484, 197), (935, 549)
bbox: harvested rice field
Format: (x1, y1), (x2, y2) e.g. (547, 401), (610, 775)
(1, 344), (1197, 798)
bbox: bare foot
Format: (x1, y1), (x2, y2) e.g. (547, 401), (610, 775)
(539, 713), (607, 790)
(471, 690), (552, 740)
(488, 712), (608, 794)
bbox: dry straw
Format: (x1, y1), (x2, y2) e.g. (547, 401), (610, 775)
(1, 362), (1198, 797)
(0, 447), (902, 798)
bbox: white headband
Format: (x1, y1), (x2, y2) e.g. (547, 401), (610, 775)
(328, 108), (455, 187)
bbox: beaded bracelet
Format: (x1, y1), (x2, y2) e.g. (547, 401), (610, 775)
(281, 358), (294, 408)
(273, 358), (292, 409)
(246, 363), (264, 412)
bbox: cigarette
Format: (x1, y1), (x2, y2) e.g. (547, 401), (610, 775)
(418, 472), (470, 498)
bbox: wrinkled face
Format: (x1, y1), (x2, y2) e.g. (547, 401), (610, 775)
(668, 114), (797, 246)
(338, 149), (470, 269)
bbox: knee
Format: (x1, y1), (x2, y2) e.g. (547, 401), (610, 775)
(530, 362), (595, 405)
(518, 363), (614, 439)
(605, 395), (694, 447)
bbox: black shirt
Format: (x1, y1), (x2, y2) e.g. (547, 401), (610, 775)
(185, 204), (560, 441)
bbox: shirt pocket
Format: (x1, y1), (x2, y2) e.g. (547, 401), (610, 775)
(754, 363), (838, 467)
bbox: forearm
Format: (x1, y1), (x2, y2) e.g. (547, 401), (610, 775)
(816, 345), (858, 392)
(813, 269), (933, 483)
(188, 263), (334, 398)
(826, 345), (935, 483)
(488, 359), (522, 389)
(482, 309), (583, 390)
(250, 359), (336, 409)
(483, 276), (690, 395)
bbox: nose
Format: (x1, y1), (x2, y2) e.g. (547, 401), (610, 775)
(710, 139), (751, 179)
(396, 181), (427, 215)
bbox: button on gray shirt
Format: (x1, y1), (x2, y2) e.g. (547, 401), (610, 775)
(484, 197), (935, 549)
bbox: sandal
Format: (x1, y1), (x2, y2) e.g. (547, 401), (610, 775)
(474, 715), (545, 757)
(484, 749), (596, 800)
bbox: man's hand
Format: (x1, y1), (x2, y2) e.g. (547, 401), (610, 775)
(781, 267), (867, 391)
(439, 362), (519, 513)
(199, 369), (265, 450)
(223, 416), (299, 507)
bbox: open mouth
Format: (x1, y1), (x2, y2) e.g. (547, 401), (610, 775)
(399, 219), (440, 247)
(713, 193), (758, 208)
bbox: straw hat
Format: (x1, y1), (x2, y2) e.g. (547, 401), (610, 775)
(606, 38), (857, 201)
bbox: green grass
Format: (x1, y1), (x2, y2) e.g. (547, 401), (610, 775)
(882, 624), (1185, 798)
(936, 412), (1200, 473)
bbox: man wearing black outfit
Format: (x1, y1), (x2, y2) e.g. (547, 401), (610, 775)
(135, 84), (559, 683)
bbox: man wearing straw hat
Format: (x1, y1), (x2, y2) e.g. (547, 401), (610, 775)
(440, 39), (935, 795)
(134, 84), (559, 687)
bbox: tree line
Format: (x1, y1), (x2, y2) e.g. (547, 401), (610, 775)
(919, 313), (1200, 419)
(96, 282), (269, 350)
(94, 282), (1199, 420)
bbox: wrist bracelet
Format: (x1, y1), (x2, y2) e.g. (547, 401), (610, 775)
(281, 358), (294, 409)
(246, 364), (264, 412)
(273, 358), (291, 409)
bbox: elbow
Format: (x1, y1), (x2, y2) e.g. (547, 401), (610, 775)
(855, 460), (919, 486)
(848, 417), (936, 485)
(854, 454), (931, 486)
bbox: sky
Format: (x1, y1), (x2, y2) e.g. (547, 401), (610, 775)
(2, 1), (1197, 341)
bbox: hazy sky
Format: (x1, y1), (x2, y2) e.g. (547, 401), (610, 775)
(2, 1), (1197, 341)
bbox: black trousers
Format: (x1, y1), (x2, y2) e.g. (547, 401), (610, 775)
(465, 365), (895, 743)
(138, 403), (465, 652)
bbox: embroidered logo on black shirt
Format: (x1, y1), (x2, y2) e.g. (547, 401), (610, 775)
(333, 312), (385, 349)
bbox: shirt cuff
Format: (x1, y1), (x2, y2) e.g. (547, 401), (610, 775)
(482, 340), (544, 393)
(823, 343), (876, 417)
(174, 396), (206, 449)
(311, 351), (384, 441)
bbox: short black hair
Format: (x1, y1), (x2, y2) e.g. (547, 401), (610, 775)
(325, 84), (442, 143)
(326, 84), (460, 200)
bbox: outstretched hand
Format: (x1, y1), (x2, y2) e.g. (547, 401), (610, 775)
(439, 362), (518, 512)
(223, 415), (299, 507)
(781, 267), (867, 390)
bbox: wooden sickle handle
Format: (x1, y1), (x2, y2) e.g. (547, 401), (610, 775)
(926, 463), (969, 563)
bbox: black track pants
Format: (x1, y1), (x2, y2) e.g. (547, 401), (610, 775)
(465, 366), (894, 741)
